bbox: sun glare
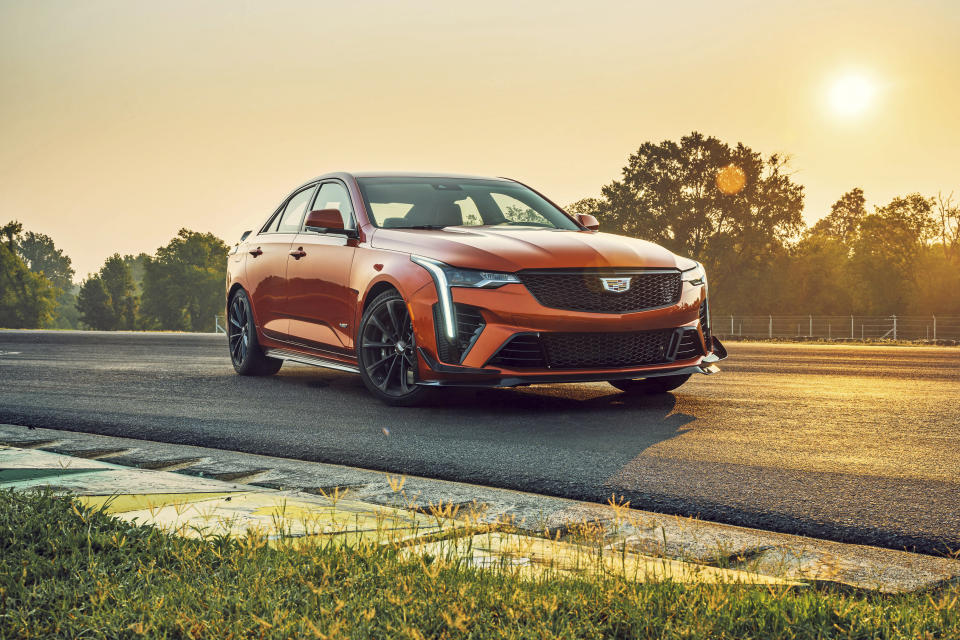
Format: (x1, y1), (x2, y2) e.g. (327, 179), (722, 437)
(828, 73), (876, 117)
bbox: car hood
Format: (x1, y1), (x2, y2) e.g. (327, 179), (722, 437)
(370, 227), (684, 271)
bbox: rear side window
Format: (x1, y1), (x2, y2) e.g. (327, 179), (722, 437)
(273, 186), (316, 233)
(311, 182), (356, 230)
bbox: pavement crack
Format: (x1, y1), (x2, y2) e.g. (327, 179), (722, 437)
(202, 469), (271, 483)
(0, 439), (61, 449)
(41, 446), (132, 460)
(131, 457), (207, 472)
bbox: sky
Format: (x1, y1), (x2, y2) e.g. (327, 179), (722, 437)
(1, 0), (958, 279)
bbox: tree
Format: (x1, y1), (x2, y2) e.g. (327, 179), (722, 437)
(934, 192), (960, 265)
(75, 254), (138, 330)
(810, 188), (867, 246)
(0, 221), (22, 247)
(47, 284), (82, 330)
(16, 229), (79, 329)
(1, 221), (80, 328)
(101, 254), (138, 329)
(910, 246), (960, 316)
(140, 229), (228, 332)
(783, 235), (853, 314)
(597, 132), (805, 311)
(123, 253), (150, 294)
(849, 194), (935, 314)
(18, 231), (75, 291)
(0, 221), (58, 328)
(76, 276), (116, 330)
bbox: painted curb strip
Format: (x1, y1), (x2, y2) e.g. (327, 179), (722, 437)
(1, 445), (798, 586)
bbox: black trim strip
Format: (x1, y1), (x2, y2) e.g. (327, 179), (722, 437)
(418, 347), (500, 375)
(265, 348), (359, 373)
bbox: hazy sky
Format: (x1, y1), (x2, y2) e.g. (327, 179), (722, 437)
(2, 0), (958, 279)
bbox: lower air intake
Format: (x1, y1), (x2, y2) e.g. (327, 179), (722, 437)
(491, 330), (676, 369)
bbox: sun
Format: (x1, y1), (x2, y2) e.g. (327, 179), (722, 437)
(828, 73), (876, 117)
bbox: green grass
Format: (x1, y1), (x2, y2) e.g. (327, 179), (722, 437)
(1, 490), (957, 639)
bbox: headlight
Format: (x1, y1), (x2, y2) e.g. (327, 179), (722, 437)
(442, 267), (519, 288)
(411, 256), (519, 340)
(680, 262), (707, 286)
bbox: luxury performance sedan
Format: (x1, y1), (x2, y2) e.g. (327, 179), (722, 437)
(226, 172), (726, 405)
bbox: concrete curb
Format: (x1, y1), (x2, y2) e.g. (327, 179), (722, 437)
(3, 423), (958, 592)
(0, 444), (795, 586)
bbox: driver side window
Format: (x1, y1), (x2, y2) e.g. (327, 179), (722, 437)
(274, 185), (317, 233)
(310, 182), (356, 230)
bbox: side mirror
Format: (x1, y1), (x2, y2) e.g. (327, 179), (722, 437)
(304, 209), (354, 235)
(576, 213), (600, 231)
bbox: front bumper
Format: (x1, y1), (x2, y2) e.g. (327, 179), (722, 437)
(408, 279), (726, 387)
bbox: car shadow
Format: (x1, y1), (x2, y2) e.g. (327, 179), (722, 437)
(263, 367), (696, 487)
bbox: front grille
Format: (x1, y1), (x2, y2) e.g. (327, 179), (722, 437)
(434, 304), (485, 363)
(518, 269), (682, 314)
(491, 330), (675, 369)
(675, 329), (705, 360)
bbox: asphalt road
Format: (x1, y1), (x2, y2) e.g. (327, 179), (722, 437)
(1, 330), (957, 555)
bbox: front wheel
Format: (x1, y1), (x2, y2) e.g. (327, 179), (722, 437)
(608, 373), (691, 395)
(357, 290), (437, 407)
(228, 290), (283, 376)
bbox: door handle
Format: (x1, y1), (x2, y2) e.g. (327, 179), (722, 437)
(249, 247), (263, 257)
(289, 247), (307, 259)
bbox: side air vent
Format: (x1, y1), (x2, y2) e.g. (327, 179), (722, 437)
(434, 304), (485, 364)
(699, 300), (710, 344)
(675, 329), (705, 361)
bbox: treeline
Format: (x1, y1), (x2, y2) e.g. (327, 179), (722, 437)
(568, 132), (960, 316)
(1, 226), (227, 332)
(3, 131), (958, 331)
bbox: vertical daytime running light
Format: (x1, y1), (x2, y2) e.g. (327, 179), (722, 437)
(411, 256), (457, 340)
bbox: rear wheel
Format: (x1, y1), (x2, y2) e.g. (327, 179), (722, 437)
(228, 289), (283, 376)
(608, 373), (691, 395)
(358, 290), (436, 407)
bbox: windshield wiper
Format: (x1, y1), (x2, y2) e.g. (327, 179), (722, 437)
(404, 224), (448, 230)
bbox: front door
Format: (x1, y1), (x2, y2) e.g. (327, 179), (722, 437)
(246, 183), (316, 341)
(285, 181), (358, 355)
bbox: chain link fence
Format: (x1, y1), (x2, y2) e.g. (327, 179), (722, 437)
(215, 313), (960, 341)
(712, 315), (960, 341)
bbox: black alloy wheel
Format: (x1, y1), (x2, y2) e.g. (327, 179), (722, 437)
(228, 289), (282, 376)
(358, 290), (436, 406)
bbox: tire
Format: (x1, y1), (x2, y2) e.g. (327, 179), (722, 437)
(608, 373), (691, 394)
(227, 289), (283, 376)
(357, 289), (437, 407)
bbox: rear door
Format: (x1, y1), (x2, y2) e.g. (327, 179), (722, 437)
(245, 183), (317, 341)
(285, 180), (358, 353)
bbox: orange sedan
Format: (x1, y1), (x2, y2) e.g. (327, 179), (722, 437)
(226, 172), (726, 405)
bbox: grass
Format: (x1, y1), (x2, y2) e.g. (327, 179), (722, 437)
(1, 490), (958, 639)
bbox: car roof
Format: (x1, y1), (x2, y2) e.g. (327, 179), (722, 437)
(349, 171), (512, 180)
(303, 171), (514, 184)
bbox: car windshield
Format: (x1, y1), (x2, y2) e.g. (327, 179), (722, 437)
(356, 177), (581, 231)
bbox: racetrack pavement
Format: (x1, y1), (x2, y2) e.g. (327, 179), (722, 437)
(0, 330), (957, 555)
